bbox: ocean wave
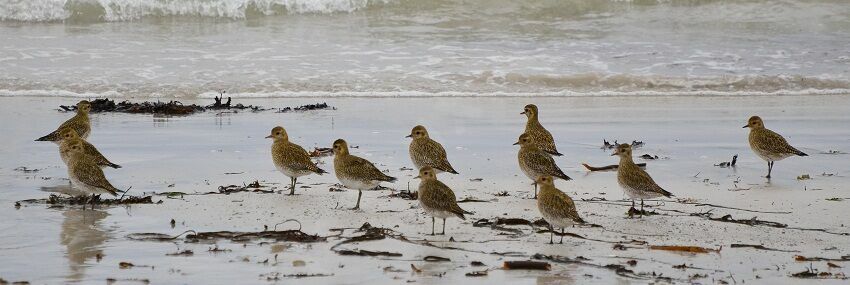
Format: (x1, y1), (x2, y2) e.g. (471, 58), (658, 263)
(0, 0), (392, 22)
(1, 74), (849, 98)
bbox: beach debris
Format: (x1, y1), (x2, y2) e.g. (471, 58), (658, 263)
(469, 178), (484, 182)
(410, 264), (422, 273)
(503, 261), (551, 270)
(465, 270), (488, 277)
(16, 194), (157, 207)
(602, 139), (644, 150)
(309, 147), (334, 158)
(118, 261), (152, 269)
(423, 256), (451, 262)
(217, 180), (274, 194)
(399, 166), (414, 171)
(494, 191), (510, 196)
(186, 229), (325, 243)
(58, 98), (332, 115)
(828, 263), (842, 268)
(820, 150), (847, 155)
(626, 260), (638, 266)
(639, 154), (659, 160)
(649, 245), (720, 254)
(471, 261), (486, 267)
(582, 163), (646, 172)
(13, 167), (40, 173)
(386, 190), (417, 200)
(826, 198), (844, 201)
(457, 197), (488, 203)
(794, 255), (850, 262)
(797, 174), (812, 180)
(791, 264), (848, 279)
(714, 155), (738, 168)
(729, 244), (797, 252)
(694, 213), (787, 228)
(165, 250), (194, 256)
(262, 272), (333, 280)
(275, 102), (335, 113)
(292, 260), (307, 267)
(627, 207), (658, 217)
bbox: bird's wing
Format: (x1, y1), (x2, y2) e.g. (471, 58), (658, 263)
(84, 141), (119, 168)
(74, 162), (119, 195)
(420, 181), (468, 219)
(285, 143), (324, 173)
(756, 129), (806, 156)
(526, 150), (570, 180)
(623, 165), (670, 197)
(350, 155), (395, 182)
(544, 189), (584, 223)
(421, 140), (458, 173)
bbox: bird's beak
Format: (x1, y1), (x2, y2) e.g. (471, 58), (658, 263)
(520, 111), (526, 115)
(414, 175), (421, 179)
(742, 125), (749, 128)
(512, 141), (519, 145)
(405, 134), (412, 138)
(265, 135), (273, 139)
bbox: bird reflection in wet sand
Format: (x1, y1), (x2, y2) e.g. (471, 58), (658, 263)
(60, 209), (110, 282)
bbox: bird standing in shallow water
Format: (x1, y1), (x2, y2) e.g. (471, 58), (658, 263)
(744, 116), (808, 179)
(58, 129), (120, 169)
(415, 167), (471, 235)
(613, 143), (672, 217)
(521, 104), (562, 156)
(37, 100), (92, 143)
(407, 125), (458, 174)
(536, 175), (585, 244)
(268, 126), (326, 195)
(332, 139), (397, 210)
(62, 140), (123, 207)
(515, 133), (571, 199)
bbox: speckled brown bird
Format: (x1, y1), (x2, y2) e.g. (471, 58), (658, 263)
(515, 133), (571, 199)
(61, 140), (122, 204)
(37, 100), (92, 143)
(613, 143), (672, 217)
(407, 125), (458, 174)
(521, 104), (562, 156)
(536, 175), (585, 244)
(744, 116), (808, 179)
(416, 166), (471, 235)
(332, 139), (397, 210)
(267, 126), (326, 195)
(58, 129), (120, 169)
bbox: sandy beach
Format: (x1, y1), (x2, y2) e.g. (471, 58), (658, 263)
(1, 95), (848, 284)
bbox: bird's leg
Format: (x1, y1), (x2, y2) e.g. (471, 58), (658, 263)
(628, 200), (635, 218)
(548, 224), (554, 244)
(441, 218), (446, 235)
(766, 161), (773, 179)
(431, 217), (435, 236)
(559, 228), (564, 244)
(351, 190), (362, 210)
(533, 183), (538, 199)
(640, 199), (645, 218)
(288, 177), (297, 195)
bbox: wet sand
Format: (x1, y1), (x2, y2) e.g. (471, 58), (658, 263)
(1, 95), (849, 284)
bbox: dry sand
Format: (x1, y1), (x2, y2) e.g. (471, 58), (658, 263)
(1, 95), (849, 284)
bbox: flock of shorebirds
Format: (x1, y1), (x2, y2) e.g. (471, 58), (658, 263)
(36, 100), (808, 244)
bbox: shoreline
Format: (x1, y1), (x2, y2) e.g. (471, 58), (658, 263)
(1, 95), (848, 284)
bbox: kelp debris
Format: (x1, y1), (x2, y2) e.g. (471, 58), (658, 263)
(465, 270), (488, 277)
(217, 180), (274, 194)
(582, 163), (646, 172)
(602, 139), (644, 149)
(16, 194), (157, 206)
(309, 147), (334, 158)
(186, 230), (326, 243)
(61, 98), (204, 115)
(649, 245), (720, 254)
(714, 155), (738, 168)
(794, 255), (850, 262)
(275, 102), (335, 113)
(503, 261), (551, 270)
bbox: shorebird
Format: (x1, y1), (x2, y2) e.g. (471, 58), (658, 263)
(332, 139), (397, 210)
(61, 140), (122, 206)
(515, 133), (571, 199)
(521, 104), (562, 156)
(612, 143), (672, 217)
(58, 129), (120, 169)
(36, 100), (92, 143)
(407, 125), (458, 174)
(744, 116), (808, 179)
(267, 126), (326, 195)
(536, 175), (585, 244)
(415, 167), (471, 235)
